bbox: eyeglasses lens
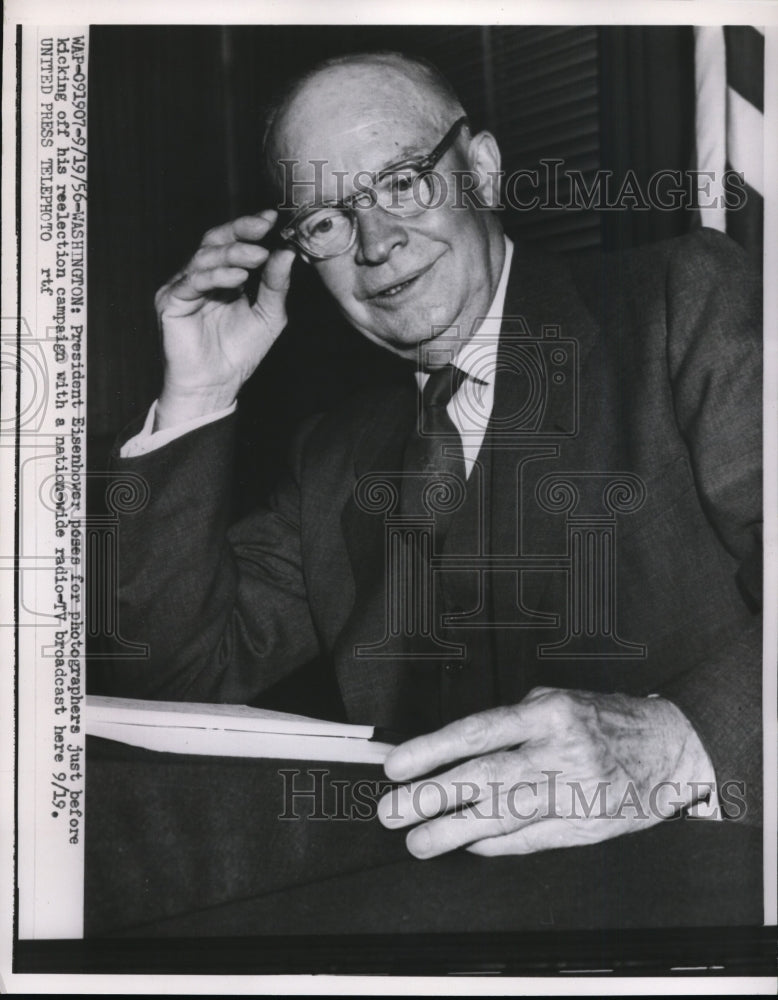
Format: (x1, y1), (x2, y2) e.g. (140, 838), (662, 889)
(296, 207), (354, 258)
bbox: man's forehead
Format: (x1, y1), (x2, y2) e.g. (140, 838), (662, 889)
(274, 113), (436, 209)
(274, 63), (443, 151)
(268, 59), (458, 203)
(279, 114), (426, 169)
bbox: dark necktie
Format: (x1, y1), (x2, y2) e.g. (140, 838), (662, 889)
(401, 364), (467, 535)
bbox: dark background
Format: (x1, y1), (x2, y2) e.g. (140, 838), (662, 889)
(86, 24), (697, 711)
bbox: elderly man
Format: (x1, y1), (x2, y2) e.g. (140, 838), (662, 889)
(111, 51), (762, 859)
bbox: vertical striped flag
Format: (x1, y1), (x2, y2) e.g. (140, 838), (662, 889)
(694, 25), (764, 267)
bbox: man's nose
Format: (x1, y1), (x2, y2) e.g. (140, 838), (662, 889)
(353, 207), (408, 265)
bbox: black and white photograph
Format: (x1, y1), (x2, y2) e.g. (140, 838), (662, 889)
(3, 0), (777, 992)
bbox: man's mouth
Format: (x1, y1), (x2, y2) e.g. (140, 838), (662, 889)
(368, 260), (437, 301)
(376, 276), (418, 297)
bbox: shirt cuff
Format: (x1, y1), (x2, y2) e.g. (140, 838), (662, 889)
(647, 693), (721, 820)
(120, 400), (237, 458)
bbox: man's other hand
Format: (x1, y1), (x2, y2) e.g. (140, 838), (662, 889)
(377, 687), (716, 857)
(154, 210), (296, 429)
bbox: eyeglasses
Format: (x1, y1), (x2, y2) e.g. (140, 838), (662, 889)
(279, 116), (469, 260)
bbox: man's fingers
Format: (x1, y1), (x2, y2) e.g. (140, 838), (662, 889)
(378, 750), (530, 829)
(172, 266), (252, 299)
(200, 209), (278, 247)
(404, 801), (539, 859)
(163, 243), (282, 308)
(465, 815), (631, 856)
(191, 241), (269, 273)
(465, 819), (572, 856)
(387, 777), (553, 859)
(159, 211), (286, 311)
(421, 781), (546, 858)
(384, 705), (535, 781)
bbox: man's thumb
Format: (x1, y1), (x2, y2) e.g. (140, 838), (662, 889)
(254, 248), (296, 320)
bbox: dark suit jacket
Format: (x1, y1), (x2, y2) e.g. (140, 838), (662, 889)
(108, 229), (762, 821)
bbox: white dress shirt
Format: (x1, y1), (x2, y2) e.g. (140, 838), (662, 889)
(415, 236), (513, 478)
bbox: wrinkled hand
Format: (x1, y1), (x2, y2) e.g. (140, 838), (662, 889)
(154, 210), (297, 428)
(378, 687), (714, 857)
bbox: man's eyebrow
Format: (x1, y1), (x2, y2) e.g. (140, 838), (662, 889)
(377, 144), (425, 168)
(278, 142), (429, 215)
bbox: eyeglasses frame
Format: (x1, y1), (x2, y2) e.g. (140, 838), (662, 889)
(278, 115), (470, 260)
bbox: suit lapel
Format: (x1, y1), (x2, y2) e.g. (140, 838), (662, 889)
(335, 379), (417, 722)
(342, 378), (417, 583)
(488, 243), (601, 703)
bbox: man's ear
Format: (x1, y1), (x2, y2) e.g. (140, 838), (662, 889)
(466, 131), (502, 209)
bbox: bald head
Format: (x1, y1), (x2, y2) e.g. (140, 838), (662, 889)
(262, 52), (467, 197)
(257, 50), (505, 364)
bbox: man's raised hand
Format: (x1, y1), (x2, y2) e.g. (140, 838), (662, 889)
(154, 210), (296, 429)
